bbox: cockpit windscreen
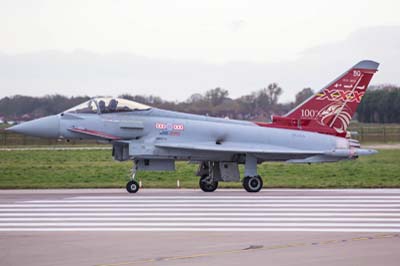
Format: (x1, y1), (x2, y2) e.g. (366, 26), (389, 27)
(65, 98), (151, 114)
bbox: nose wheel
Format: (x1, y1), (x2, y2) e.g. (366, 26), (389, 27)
(243, 176), (263, 192)
(126, 180), (139, 193)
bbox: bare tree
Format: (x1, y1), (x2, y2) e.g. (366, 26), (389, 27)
(266, 83), (282, 105)
(205, 87), (229, 106)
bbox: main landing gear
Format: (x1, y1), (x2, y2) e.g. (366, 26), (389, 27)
(198, 174), (263, 193)
(242, 175), (263, 193)
(196, 156), (264, 193)
(199, 174), (218, 192)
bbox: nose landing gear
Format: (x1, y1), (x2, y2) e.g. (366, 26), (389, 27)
(126, 164), (139, 193)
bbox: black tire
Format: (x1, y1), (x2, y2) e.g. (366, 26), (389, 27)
(243, 175), (263, 193)
(199, 175), (218, 192)
(126, 180), (140, 193)
(242, 176), (250, 191)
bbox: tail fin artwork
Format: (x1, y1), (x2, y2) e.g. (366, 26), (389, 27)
(257, 60), (379, 137)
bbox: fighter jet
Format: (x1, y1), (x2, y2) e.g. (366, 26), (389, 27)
(8, 60), (379, 193)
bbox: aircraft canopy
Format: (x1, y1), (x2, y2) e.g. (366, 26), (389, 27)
(65, 97), (151, 114)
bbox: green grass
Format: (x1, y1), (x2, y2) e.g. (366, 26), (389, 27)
(0, 149), (399, 189)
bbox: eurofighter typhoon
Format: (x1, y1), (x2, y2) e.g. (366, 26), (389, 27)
(8, 60), (379, 193)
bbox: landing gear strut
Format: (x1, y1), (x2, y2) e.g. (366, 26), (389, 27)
(199, 174), (218, 192)
(126, 163), (139, 193)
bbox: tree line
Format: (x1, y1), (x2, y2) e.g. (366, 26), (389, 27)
(0, 84), (399, 123)
(357, 85), (400, 123)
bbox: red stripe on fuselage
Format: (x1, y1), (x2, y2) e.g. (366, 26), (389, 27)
(69, 128), (121, 140)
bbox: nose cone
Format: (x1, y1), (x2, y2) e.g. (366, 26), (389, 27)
(7, 115), (60, 138)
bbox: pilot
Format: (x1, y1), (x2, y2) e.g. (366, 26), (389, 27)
(98, 100), (106, 113)
(108, 99), (118, 112)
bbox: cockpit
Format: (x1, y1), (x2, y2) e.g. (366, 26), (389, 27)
(65, 97), (151, 114)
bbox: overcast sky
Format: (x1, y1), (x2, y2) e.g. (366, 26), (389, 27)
(1, 0), (400, 102)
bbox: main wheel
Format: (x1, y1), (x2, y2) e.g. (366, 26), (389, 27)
(126, 180), (140, 193)
(243, 176), (263, 192)
(199, 175), (218, 192)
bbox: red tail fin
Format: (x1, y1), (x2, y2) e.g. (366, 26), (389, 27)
(266, 60), (379, 136)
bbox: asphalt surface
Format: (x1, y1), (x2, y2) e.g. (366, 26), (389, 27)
(0, 189), (399, 266)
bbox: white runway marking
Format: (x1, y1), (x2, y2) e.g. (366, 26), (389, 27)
(1, 208), (399, 212)
(1, 194), (399, 232)
(0, 228), (400, 232)
(1, 212), (400, 217)
(3, 204), (400, 207)
(73, 195), (400, 199)
(25, 199), (400, 203)
(1, 217), (400, 222)
(2, 208), (400, 212)
(0, 222), (399, 227)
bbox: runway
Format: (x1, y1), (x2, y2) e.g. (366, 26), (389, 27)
(1, 189), (399, 265)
